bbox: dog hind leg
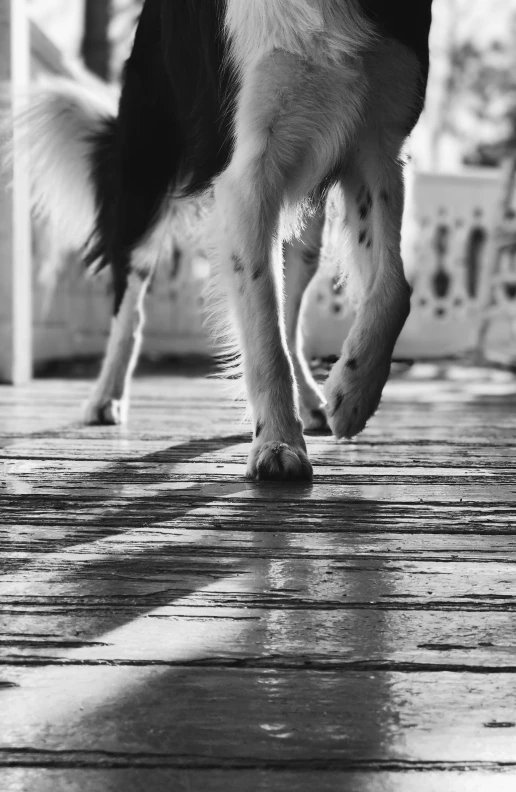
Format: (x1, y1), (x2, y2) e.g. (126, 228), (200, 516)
(283, 207), (329, 433)
(83, 270), (150, 425)
(83, 205), (175, 425)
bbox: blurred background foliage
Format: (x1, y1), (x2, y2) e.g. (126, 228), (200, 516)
(28, 0), (516, 170)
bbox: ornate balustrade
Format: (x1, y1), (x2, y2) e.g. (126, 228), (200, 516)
(303, 169), (515, 363)
(23, 162), (516, 368)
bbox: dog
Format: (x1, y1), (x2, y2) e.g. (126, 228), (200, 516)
(15, 0), (433, 481)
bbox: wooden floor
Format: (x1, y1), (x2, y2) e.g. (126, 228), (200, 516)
(1, 366), (516, 792)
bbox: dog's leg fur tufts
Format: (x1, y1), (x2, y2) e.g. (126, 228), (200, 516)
(283, 207), (330, 433)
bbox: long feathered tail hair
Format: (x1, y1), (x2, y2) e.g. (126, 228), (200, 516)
(2, 78), (118, 265)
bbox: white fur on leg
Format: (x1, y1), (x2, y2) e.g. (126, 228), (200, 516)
(211, 41), (369, 478)
(324, 156), (410, 439)
(214, 172), (312, 482)
(283, 209), (329, 432)
(83, 273), (149, 426)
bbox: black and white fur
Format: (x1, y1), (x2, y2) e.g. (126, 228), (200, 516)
(19, 0), (433, 481)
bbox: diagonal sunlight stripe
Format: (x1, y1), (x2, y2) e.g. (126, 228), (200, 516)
(1, 478), (254, 592)
(1, 470), (260, 744)
(0, 573), (253, 746)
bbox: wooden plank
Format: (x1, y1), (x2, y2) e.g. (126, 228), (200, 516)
(3, 523), (516, 556)
(1, 457), (506, 483)
(2, 471), (516, 500)
(1, 667), (516, 764)
(3, 411), (516, 443)
(0, 606), (516, 670)
(2, 769), (516, 792)
(0, 375), (515, 426)
(0, 454), (510, 476)
(1, 499), (515, 534)
(2, 435), (516, 466)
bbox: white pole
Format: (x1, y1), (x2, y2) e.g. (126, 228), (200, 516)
(0, 0), (32, 383)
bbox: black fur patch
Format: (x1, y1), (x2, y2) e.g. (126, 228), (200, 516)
(171, 247), (182, 278)
(358, 191), (372, 222)
(360, 1), (432, 132)
(330, 394), (344, 417)
(360, 1), (433, 73)
(232, 254), (244, 274)
(252, 268), (263, 281)
(86, 0), (237, 312)
(255, 422), (264, 438)
(346, 358), (358, 370)
(358, 230), (367, 245)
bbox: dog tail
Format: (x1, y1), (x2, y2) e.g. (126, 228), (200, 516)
(3, 78), (118, 266)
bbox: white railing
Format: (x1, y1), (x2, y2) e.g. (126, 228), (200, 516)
(0, 0), (116, 381)
(34, 166), (515, 368)
(0, 0), (31, 383)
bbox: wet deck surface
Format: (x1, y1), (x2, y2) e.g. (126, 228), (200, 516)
(1, 367), (516, 791)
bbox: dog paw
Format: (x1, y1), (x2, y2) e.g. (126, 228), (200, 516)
(324, 362), (387, 440)
(325, 388), (375, 439)
(247, 441), (313, 482)
(83, 398), (128, 426)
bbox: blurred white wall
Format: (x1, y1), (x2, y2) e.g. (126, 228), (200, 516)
(28, 0), (85, 61)
(411, 0), (516, 171)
